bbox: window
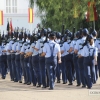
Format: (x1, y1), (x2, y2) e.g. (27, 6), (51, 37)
(6, 0), (17, 13)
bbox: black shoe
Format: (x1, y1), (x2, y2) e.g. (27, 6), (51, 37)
(68, 83), (73, 85)
(49, 88), (53, 90)
(46, 85), (49, 87)
(63, 82), (67, 84)
(19, 80), (22, 83)
(87, 87), (91, 89)
(27, 82), (31, 85)
(37, 85), (41, 87)
(76, 84), (81, 87)
(14, 80), (18, 82)
(2, 77), (5, 79)
(82, 85), (86, 88)
(33, 84), (36, 86)
(57, 80), (60, 83)
(24, 82), (27, 84)
(42, 86), (46, 88)
(11, 79), (14, 81)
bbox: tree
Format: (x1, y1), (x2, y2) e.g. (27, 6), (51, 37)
(29, 0), (100, 31)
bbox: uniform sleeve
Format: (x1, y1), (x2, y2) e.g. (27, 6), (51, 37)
(43, 43), (47, 53)
(35, 39), (40, 49)
(20, 45), (25, 52)
(94, 47), (98, 56)
(75, 40), (79, 50)
(70, 41), (74, 48)
(81, 46), (86, 57)
(56, 44), (60, 52)
(7, 43), (12, 50)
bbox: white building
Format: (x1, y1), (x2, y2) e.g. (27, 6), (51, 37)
(0, 0), (41, 34)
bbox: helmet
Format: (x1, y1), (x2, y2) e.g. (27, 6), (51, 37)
(40, 28), (47, 36)
(91, 30), (97, 37)
(75, 31), (80, 38)
(82, 28), (89, 36)
(47, 28), (52, 33)
(88, 35), (94, 41)
(56, 32), (61, 39)
(65, 29), (70, 34)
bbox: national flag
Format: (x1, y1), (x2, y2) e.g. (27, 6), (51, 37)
(28, 8), (33, 23)
(87, 1), (98, 21)
(0, 10), (3, 25)
(73, 1), (79, 18)
(10, 19), (13, 32)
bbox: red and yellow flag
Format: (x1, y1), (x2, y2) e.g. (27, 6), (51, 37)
(87, 1), (98, 21)
(0, 10), (3, 25)
(28, 8), (33, 23)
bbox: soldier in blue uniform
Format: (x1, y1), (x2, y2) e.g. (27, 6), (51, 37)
(11, 34), (18, 82)
(81, 35), (97, 89)
(55, 32), (62, 83)
(25, 35), (38, 86)
(6, 37), (15, 81)
(41, 32), (61, 90)
(34, 29), (47, 88)
(20, 33), (28, 84)
(75, 28), (88, 88)
(92, 30), (98, 81)
(62, 31), (74, 85)
(15, 33), (23, 83)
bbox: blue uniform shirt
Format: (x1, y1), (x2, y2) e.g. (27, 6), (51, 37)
(29, 42), (38, 56)
(43, 40), (60, 58)
(35, 37), (46, 54)
(81, 43), (98, 57)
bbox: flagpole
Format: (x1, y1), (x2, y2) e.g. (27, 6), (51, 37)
(93, 21), (95, 30)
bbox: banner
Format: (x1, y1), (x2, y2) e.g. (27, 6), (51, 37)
(0, 10), (3, 25)
(87, 1), (98, 21)
(10, 20), (13, 32)
(73, 1), (79, 18)
(28, 8), (33, 23)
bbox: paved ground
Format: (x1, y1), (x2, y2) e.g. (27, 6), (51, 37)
(0, 74), (100, 100)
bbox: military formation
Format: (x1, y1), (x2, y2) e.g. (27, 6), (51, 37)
(0, 27), (100, 90)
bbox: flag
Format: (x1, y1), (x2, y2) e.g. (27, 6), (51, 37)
(10, 20), (13, 32)
(87, 1), (98, 21)
(7, 21), (9, 32)
(0, 10), (3, 25)
(28, 8), (33, 23)
(73, 0), (79, 18)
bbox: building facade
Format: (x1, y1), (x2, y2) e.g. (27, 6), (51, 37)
(0, 0), (41, 34)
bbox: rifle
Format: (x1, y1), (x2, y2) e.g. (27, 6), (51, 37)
(71, 27), (75, 41)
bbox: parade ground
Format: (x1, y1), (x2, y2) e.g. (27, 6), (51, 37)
(0, 74), (100, 100)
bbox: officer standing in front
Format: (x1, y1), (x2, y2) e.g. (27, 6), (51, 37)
(41, 33), (61, 90)
(81, 35), (97, 89)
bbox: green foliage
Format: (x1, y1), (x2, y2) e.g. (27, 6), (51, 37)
(29, 0), (100, 31)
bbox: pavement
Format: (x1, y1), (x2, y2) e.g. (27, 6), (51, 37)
(0, 74), (100, 100)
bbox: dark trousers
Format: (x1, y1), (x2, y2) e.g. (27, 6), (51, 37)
(39, 56), (46, 87)
(24, 57), (31, 83)
(73, 54), (81, 85)
(11, 54), (18, 81)
(78, 57), (86, 86)
(97, 53), (100, 77)
(15, 54), (22, 81)
(7, 55), (14, 80)
(20, 54), (27, 83)
(61, 56), (67, 83)
(32, 55), (42, 85)
(84, 56), (95, 88)
(0, 55), (6, 78)
(29, 56), (37, 85)
(65, 54), (73, 83)
(45, 57), (57, 89)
